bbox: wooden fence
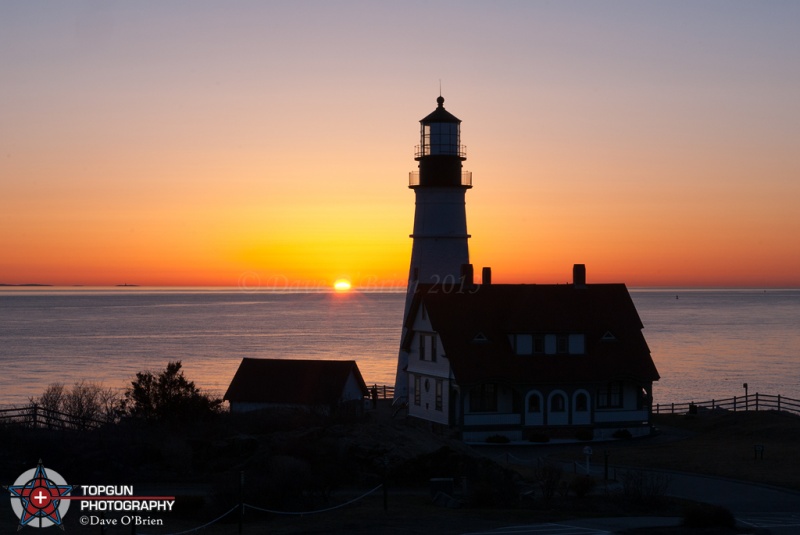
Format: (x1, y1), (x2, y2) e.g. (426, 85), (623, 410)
(653, 392), (800, 417)
(0, 404), (107, 431)
(369, 384), (395, 400)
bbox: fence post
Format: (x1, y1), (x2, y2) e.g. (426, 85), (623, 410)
(32, 404), (38, 428)
(755, 392), (759, 411)
(733, 396), (737, 412)
(778, 395), (781, 412)
(671, 402), (674, 414)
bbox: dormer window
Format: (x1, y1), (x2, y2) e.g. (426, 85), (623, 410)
(471, 332), (490, 344)
(510, 333), (585, 355)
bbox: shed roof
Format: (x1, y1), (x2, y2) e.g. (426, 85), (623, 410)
(224, 358), (369, 405)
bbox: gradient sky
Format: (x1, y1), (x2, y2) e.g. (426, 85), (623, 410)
(2, 1), (799, 288)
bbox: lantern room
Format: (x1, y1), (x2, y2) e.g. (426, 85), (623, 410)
(410, 96), (472, 188)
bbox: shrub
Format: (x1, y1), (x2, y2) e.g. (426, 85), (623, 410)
(612, 428), (632, 439)
(485, 434), (510, 444)
(574, 428), (594, 441)
(123, 361), (222, 423)
(535, 462), (563, 500)
(682, 503), (736, 528)
(30, 381), (120, 429)
(570, 475), (596, 498)
(619, 469), (671, 502)
(528, 431), (550, 443)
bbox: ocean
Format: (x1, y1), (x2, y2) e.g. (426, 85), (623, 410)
(1, 287), (798, 407)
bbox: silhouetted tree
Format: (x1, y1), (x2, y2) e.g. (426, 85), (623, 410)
(30, 381), (120, 428)
(123, 361), (221, 423)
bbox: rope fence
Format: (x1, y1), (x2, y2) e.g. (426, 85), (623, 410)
(137, 484), (383, 535)
(139, 504), (239, 535)
(243, 484), (383, 515)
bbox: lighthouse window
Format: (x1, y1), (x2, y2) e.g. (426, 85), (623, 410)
(422, 123), (459, 155)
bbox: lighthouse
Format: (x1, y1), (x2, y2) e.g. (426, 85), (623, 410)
(394, 96), (472, 400)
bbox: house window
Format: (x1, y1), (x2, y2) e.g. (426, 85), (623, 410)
(569, 334), (585, 354)
(575, 393), (588, 412)
(419, 333), (437, 362)
(413, 375), (421, 406)
(544, 334), (557, 354)
(550, 393), (566, 412)
(527, 393), (542, 413)
(597, 381), (623, 408)
(469, 383), (497, 412)
(435, 380), (443, 411)
(511, 334), (533, 355)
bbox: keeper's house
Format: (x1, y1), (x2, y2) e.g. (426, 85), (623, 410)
(224, 358), (369, 415)
(403, 264), (660, 442)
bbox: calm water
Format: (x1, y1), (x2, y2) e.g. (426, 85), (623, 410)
(1, 287), (798, 407)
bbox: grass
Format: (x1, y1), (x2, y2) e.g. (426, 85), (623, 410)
(599, 410), (800, 491)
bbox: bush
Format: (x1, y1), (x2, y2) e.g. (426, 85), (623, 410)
(486, 434), (510, 444)
(574, 428), (594, 441)
(569, 475), (596, 498)
(612, 428), (632, 439)
(123, 361), (222, 423)
(535, 462), (563, 500)
(527, 431), (550, 443)
(619, 469), (671, 502)
(682, 503), (736, 528)
(30, 381), (120, 429)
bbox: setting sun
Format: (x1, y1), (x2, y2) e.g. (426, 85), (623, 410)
(333, 279), (352, 292)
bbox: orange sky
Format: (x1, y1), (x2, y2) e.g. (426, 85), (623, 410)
(2, 2), (799, 288)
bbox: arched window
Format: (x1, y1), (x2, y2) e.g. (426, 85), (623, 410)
(527, 393), (542, 413)
(575, 393), (588, 412)
(550, 393), (566, 412)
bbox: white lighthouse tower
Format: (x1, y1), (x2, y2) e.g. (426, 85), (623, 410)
(394, 96), (472, 400)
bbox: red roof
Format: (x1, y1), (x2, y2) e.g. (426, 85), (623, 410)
(224, 358), (369, 405)
(404, 283), (660, 386)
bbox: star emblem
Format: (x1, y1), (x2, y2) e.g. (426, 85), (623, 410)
(5, 460), (73, 530)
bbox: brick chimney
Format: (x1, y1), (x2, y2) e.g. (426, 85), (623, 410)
(482, 267), (492, 285)
(573, 264), (587, 289)
(460, 263), (474, 286)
